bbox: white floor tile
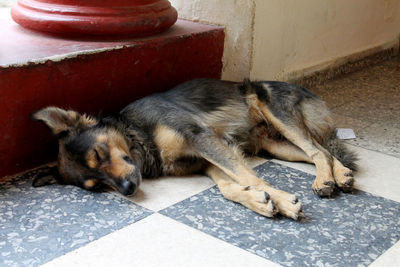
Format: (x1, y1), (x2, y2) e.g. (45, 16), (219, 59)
(41, 213), (280, 267)
(246, 156), (269, 168)
(370, 240), (400, 267)
(349, 144), (400, 202)
(122, 175), (216, 211)
(271, 145), (400, 202)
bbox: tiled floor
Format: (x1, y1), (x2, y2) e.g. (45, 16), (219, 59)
(1, 57), (400, 267)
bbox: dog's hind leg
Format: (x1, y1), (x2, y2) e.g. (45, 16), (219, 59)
(332, 157), (354, 192)
(312, 138), (354, 192)
(256, 104), (336, 197)
(261, 138), (313, 163)
(262, 136), (354, 192)
(206, 165), (278, 217)
(192, 133), (302, 220)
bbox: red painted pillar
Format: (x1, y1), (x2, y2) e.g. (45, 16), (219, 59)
(11, 0), (177, 36)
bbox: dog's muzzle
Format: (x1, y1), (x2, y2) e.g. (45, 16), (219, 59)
(117, 179), (137, 196)
(114, 169), (142, 196)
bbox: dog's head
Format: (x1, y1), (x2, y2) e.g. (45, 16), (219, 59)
(31, 107), (141, 196)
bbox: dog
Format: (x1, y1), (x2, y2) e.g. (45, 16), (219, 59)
(31, 78), (357, 220)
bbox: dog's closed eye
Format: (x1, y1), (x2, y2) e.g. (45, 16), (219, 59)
(123, 155), (134, 164)
(87, 149), (106, 168)
(94, 149), (103, 164)
(91, 143), (109, 166)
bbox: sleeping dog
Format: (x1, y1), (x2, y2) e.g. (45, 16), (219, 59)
(32, 79), (357, 220)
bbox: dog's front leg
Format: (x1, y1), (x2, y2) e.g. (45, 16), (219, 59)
(193, 134), (302, 220)
(206, 165), (277, 217)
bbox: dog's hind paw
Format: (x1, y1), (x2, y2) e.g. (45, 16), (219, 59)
(334, 167), (354, 193)
(312, 179), (336, 197)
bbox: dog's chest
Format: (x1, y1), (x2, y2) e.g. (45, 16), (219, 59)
(152, 124), (199, 174)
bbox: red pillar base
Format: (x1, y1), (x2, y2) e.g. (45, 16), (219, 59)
(11, 0), (178, 36)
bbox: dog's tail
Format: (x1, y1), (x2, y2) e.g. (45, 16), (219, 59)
(324, 131), (358, 171)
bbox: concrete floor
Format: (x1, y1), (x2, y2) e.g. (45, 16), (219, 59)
(311, 56), (400, 158)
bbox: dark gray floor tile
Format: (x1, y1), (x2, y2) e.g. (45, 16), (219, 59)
(0, 173), (153, 267)
(160, 162), (400, 267)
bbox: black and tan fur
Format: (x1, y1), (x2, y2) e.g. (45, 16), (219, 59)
(32, 78), (357, 220)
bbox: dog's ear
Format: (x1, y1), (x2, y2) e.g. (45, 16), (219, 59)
(31, 107), (97, 137)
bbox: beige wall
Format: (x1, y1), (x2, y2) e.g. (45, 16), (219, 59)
(170, 0), (255, 81)
(252, 0), (400, 80)
(171, 0), (400, 81)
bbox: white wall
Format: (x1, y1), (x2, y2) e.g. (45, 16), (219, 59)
(170, 0), (255, 81)
(171, 0), (400, 81)
(252, 0), (400, 80)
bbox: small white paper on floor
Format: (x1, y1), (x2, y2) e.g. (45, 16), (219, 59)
(336, 128), (356, 140)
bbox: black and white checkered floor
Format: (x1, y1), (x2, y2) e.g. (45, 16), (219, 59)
(1, 58), (400, 267)
(1, 147), (399, 267)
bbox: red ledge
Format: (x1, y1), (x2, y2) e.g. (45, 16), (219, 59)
(0, 14), (225, 179)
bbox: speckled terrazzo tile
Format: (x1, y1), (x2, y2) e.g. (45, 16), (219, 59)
(160, 162), (400, 267)
(0, 173), (153, 267)
(344, 123), (400, 158)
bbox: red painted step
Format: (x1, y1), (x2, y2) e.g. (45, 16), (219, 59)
(0, 14), (224, 179)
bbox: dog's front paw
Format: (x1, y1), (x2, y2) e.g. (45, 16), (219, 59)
(239, 186), (278, 218)
(269, 190), (303, 220)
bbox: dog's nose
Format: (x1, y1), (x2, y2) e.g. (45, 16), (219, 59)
(120, 179), (136, 196)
